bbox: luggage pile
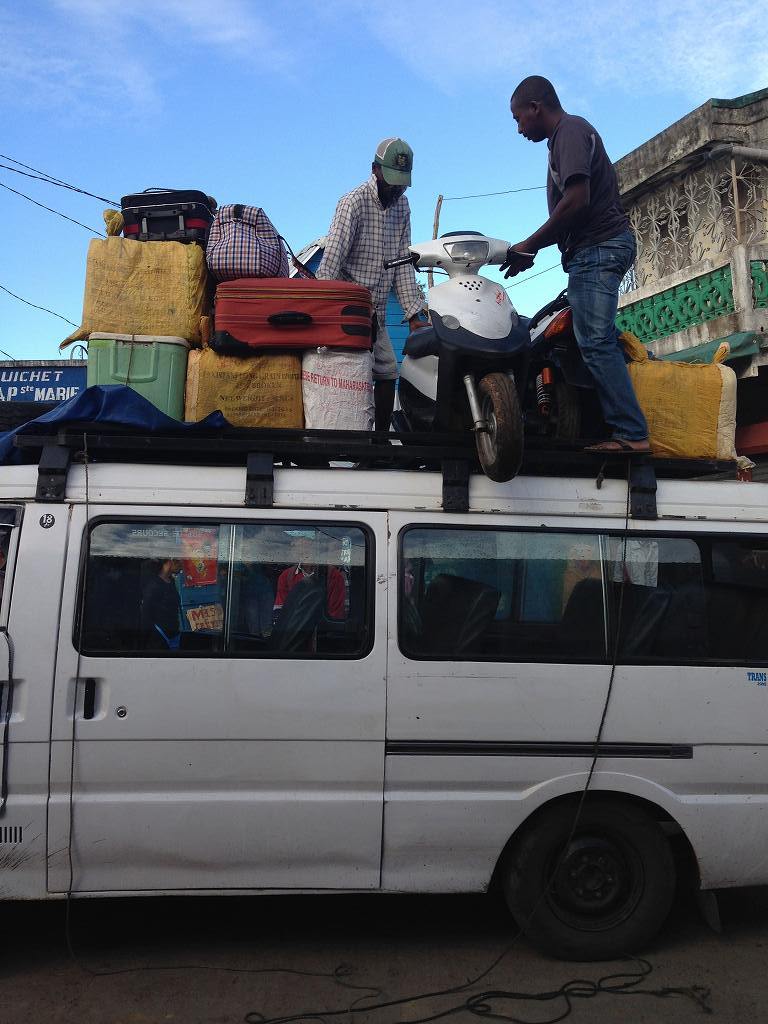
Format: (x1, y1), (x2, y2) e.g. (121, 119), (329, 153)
(62, 189), (375, 431)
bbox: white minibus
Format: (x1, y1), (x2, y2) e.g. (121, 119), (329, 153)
(1, 447), (767, 960)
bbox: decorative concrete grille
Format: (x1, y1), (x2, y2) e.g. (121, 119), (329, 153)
(753, 261), (768, 308)
(623, 158), (767, 291)
(617, 266), (735, 343)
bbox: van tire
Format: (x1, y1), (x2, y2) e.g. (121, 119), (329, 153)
(502, 798), (675, 961)
(475, 373), (523, 482)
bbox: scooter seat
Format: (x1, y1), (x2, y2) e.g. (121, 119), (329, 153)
(403, 325), (439, 359)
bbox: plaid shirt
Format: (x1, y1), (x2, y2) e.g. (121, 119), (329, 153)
(316, 176), (424, 321)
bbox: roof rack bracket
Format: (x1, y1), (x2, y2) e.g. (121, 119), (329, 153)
(36, 444), (72, 503)
(629, 460), (658, 520)
(245, 452), (274, 508)
(442, 458), (470, 513)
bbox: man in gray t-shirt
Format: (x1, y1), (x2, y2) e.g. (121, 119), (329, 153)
(503, 76), (649, 452)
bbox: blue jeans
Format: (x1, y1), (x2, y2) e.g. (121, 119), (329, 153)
(565, 229), (648, 442)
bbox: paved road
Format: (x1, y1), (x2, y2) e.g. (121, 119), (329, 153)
(3, 884), (767, 1023)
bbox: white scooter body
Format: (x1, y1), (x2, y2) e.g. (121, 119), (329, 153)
(397, 232), (523, 408)
(402, 271), (517, 402)
(393, 232), (529, 481)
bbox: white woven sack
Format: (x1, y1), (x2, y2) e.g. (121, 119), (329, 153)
(302, 348), (374, 430)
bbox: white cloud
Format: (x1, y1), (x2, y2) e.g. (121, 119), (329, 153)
(0, 12), (157, 111)
(53, 0), (290, 60)
(344, 0), (768, 103)
(0, 0), (294, 115)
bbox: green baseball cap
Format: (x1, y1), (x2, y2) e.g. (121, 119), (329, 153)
(374, 137), (413, 186)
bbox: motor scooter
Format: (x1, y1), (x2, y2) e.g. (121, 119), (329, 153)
(388, 232), (531, 482)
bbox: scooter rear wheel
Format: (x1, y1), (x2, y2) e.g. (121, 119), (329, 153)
(475, 373), (523, 482)
(552, 380), (582, 441)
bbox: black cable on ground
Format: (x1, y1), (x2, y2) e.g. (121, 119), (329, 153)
(56, 459), (712, 1024)
(241, 462), (709, 1024)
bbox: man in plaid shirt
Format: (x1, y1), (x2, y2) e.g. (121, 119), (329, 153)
(317, 138), (427, 431)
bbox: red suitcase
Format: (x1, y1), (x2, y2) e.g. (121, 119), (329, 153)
(212, 278), (373, 354)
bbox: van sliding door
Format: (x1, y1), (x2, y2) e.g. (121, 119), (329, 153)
(48, 506), (388, 894)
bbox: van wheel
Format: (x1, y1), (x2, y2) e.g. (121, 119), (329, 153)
(475, 373), (523, 482)
(502, 798), (675, 961)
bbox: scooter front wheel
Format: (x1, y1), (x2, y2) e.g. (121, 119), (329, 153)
(475, 373), (523, 482)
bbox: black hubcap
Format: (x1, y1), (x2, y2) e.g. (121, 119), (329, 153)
(548, 834), (642, 930)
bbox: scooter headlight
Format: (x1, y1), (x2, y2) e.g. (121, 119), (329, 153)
(443, 240), (490, 264)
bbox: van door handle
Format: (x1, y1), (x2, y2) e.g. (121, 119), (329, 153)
(83, 678), (96, 720)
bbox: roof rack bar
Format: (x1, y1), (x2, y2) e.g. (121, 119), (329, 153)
(629, 460), (658, 521)
(442, 459), (470, 513)
(36, 443), (72, 503)
(15, 430), (479, 467)
(245, 453), (274, 508)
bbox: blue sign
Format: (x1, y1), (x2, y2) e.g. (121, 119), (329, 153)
(0, 361), (87, 403)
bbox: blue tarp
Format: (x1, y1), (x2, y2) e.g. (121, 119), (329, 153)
(0, 385), (229, 465)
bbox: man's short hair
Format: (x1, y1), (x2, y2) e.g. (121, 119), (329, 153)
(511, 76), (561, 110)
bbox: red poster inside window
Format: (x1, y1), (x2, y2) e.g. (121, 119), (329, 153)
(180, 527), (219, 587)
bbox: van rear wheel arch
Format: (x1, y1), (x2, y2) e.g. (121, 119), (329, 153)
(492, 792), (692, 961)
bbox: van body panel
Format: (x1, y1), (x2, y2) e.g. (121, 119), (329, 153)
(47, 505), (388, 894)
(0, 503), (70, 899)
(1, 459), (768, 918)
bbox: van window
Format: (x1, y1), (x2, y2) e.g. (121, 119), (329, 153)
(615, 536), (768, 664)
(399, 527), (607, 661)
(79, 520), (371, 658)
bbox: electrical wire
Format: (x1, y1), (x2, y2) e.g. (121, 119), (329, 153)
(0, 180), (105, 236)
(55, 454), (710, 1022)
(0, 154), (118, 205)
(443, 186), (546, 201)
(0, 283), (78, 328)
(504, 262), (562, 289)
(242, 463), (712, 1024)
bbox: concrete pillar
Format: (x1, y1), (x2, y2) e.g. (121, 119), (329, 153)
(731, 244), (757, 332)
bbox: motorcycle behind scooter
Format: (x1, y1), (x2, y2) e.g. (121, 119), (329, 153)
(389, 234), (606, 481)
(389, 232), (531, 481)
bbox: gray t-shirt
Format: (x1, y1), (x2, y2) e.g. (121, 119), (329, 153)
(546, 113), (628, 257)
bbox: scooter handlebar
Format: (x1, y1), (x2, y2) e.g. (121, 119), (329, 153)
(383, 252), (419, 270)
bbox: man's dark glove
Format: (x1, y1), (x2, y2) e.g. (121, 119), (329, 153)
(500, 246), (536, 279)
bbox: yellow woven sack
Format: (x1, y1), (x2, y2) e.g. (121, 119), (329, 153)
(620, 332), (736, 460)
(185, 350), (303, 428)
(61, 234), (208, 348)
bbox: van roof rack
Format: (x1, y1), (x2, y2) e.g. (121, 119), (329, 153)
(13, 424), (736, 517)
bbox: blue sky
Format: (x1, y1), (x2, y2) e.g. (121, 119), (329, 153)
(1, 0), (766, 361)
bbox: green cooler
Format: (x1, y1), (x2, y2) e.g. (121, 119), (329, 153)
(87, 333), (190, 420)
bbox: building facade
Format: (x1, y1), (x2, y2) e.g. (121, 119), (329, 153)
(615, 88), (768, 378)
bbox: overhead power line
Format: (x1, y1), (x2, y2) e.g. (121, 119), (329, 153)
(443, 185), (546, 201)
(505, 262), (562, 289)
(0, 153), (118, 205)
(0, 282), (78, 328)
(0, 181), (105, 236)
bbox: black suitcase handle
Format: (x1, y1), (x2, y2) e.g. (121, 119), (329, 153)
(268, 311), (313, 327)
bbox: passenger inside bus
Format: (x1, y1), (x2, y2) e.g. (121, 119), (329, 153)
(140, 557), (183, 650)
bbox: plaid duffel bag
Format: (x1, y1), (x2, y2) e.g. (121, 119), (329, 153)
(206, 203), (289, 281)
